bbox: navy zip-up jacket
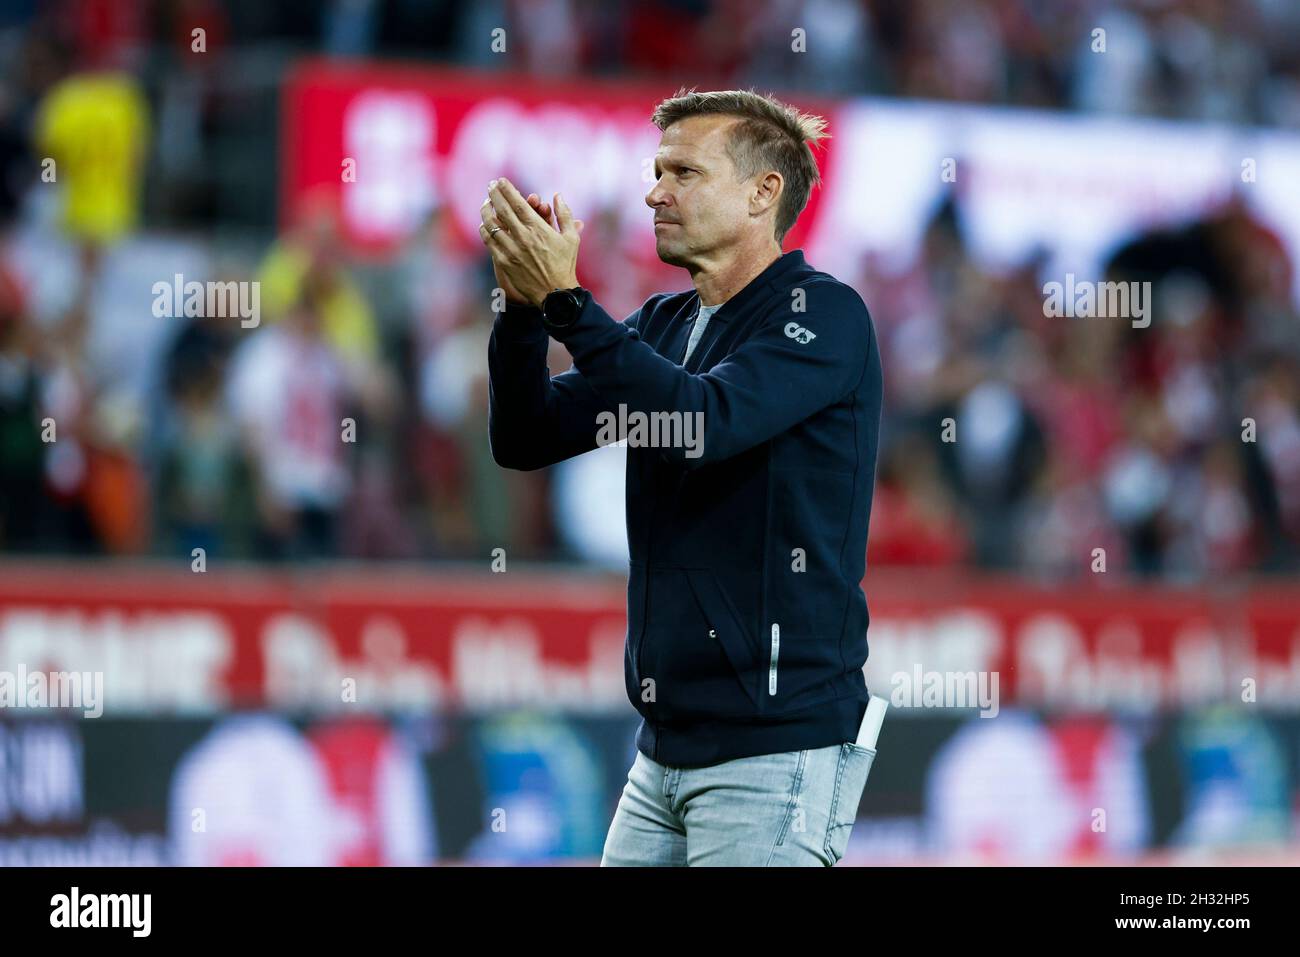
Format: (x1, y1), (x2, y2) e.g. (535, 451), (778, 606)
(487, 249), (882, 767)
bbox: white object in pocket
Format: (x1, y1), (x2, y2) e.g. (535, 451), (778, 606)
(855, 695), (889, 750)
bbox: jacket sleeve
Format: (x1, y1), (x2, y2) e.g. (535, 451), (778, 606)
(487, 297), (657, 471)
(548, 279), (874, 470)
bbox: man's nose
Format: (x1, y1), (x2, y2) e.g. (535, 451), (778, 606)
(645, 181), (669, 209)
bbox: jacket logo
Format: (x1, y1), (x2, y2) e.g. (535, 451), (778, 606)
(784, 321), (817, 344)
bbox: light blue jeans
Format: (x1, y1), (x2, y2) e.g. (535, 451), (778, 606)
(600, 741), (876, 866)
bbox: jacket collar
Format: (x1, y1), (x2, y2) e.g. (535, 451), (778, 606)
(685, 249), (807, 324)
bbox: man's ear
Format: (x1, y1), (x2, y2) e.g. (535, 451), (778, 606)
(751, 171), (783, 219)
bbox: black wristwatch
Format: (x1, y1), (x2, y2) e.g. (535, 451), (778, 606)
(541, 287), (589, 332)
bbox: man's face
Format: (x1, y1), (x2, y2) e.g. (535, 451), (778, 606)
(645, 115), (754, 267)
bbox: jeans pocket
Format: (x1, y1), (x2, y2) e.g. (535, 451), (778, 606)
(823, 742), (875, 865)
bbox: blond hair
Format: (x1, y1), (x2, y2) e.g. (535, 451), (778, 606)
(651, 88), (828, 242)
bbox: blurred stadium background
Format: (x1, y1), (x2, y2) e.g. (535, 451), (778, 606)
(1, 0), (1299, 865)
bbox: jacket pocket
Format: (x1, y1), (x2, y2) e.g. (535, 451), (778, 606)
(625, 562), (649, 711)
(766, 467), (858, 711)
(636, 565), (760, 722)
(686, 568), (761, 707)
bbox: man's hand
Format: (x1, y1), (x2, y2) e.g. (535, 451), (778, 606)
(481, 190), (554, 305)
(480, 177), (582, 308)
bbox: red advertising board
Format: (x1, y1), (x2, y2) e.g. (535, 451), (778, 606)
(280, 60), (1300, 306)
(281, 59), (836, 256)
(1, 562), (1296, 714)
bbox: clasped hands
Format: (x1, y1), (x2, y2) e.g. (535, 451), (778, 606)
(479, 177), (584, 308)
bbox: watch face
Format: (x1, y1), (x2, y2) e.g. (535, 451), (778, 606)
(545, 289), (582, 327)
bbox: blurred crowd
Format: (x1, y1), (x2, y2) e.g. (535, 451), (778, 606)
(1, 0), (1299, 123)
(0, 0), (1298, 579)
(864, 195), (1300, 579)
(487, 0), (1300, 127)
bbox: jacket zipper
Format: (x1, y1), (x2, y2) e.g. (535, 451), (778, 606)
(769, 623), (780, 695)
(641, 299), (703, 759)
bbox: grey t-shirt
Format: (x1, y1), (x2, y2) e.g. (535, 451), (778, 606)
(682, 301), (723, 364)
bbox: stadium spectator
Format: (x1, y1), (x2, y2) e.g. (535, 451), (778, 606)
(225, 288), (357, 560)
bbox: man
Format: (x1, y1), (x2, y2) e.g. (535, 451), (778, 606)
(482, 89), (882, 866)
